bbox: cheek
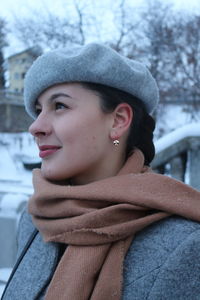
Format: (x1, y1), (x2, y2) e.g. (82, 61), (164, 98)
(41, 111), (112, 181)
(60, 114), (109, 152)
(65, 131), (103, 159)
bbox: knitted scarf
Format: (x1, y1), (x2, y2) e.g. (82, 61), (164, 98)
(28, 149), (200, 300)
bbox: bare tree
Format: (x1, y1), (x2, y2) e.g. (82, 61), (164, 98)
(12, 14), (80, 50)
(110, 0), (143, 59)
(166, 14), (200, 120)
(134, 0), (200, 127)
(10, 0), (200, 125)
(0, 18), (8, 88)
(11, 0), (95, 50)
(137, 1), (175, 89)
(73, 0), (99, 45)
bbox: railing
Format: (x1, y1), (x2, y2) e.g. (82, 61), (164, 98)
(0, 124), (199, 272)
(152, 123), (200, 190)
(0, 89), (23, 105)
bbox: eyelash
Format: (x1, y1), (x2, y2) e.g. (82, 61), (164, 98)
(35, 102), (68, 115)
(55, 102), (68, 110)
(35, 108), (42, 116)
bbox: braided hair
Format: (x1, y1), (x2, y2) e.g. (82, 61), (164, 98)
(81, 82), (155, 165)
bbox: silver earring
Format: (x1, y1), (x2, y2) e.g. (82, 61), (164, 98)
(113, 139), (120, 146)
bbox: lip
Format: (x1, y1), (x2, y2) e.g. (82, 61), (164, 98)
(39, 145), (61, 158)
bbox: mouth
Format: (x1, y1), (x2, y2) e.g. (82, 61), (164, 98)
(39, 145), (61, 158)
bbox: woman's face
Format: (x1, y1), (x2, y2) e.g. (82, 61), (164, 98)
(29, 83), (115, 184)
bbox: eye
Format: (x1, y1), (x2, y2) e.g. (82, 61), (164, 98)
(35, 106), (42, 116)
(55, 102), (68, 110)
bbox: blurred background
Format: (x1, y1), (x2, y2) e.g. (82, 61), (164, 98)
(0, 0), (200, 294)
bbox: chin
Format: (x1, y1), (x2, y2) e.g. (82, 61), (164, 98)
(41, 167), (68, 182)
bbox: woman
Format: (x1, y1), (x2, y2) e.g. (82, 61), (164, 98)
(2, 43), (200, 300)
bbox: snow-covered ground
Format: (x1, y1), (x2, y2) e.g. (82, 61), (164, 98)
(0, 132), (40, 197)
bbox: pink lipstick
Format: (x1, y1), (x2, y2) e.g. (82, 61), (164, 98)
(39, 145), (61, 158)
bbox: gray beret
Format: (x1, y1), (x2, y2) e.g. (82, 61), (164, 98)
(24, 43), (159, 119)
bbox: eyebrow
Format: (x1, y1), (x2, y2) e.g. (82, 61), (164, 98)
(36, 93), (73, 106)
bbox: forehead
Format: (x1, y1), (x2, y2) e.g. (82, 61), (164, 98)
(36, 83), (76, 103)
(35, 82), (102, 107)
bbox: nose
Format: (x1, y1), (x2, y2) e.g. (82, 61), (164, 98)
(29, 113), (52, 138)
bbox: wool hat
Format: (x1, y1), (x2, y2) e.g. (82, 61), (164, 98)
(24, 43), (159, 119)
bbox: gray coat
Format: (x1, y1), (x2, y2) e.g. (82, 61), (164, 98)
(2, 210), (200, 300)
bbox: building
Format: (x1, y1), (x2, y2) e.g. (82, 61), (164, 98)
(0, 47), (42, 132)
(7, 46), (42, 93)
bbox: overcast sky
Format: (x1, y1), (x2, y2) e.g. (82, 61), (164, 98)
(1, 0), (200, 57)
(1, 0), (200, 19)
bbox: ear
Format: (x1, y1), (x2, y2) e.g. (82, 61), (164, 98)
(109, 103), (133, 140)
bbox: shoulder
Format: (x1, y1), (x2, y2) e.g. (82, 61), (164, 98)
(123, 216), (200, 299)
(16, 206), (37, 256)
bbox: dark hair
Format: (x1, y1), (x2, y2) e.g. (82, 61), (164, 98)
(81, 82), (156, 165)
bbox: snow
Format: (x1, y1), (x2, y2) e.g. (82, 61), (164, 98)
(154, 103), (200, 139)
(0, 132), (40, 198)
(0, 120), (199, 297)
(0, 145), (19, 182)
(0, 268), (12, 283)
(0, 183), (33, 195)
(0, 132), (39, 159)
(155, 123), (200, 153)
(0, 193), (29, 212)
(0, 284), (5, 297)
(0, 123), (199, 193)
(0, 268), (12, 297)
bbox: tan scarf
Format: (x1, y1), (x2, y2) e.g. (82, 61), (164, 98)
(28, 149), (200, 300)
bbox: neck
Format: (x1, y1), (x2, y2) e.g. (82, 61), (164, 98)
(70, 151), (126, 186)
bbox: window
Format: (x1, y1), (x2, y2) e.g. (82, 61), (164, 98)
(14, 73), (19, 79)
